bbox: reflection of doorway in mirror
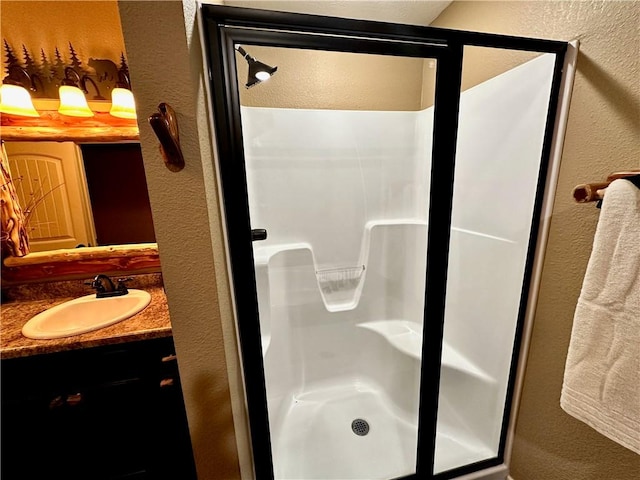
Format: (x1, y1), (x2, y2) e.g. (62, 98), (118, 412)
(5, 142), (96, 252)
(79, 143), (156, 246)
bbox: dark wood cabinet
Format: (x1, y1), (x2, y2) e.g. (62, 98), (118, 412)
(1, 337), (197, 480)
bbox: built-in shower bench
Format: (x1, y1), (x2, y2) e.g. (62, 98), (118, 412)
(357, 320), (495, 384)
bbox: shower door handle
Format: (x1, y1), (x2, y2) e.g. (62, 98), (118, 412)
(251, 229), (268, 241)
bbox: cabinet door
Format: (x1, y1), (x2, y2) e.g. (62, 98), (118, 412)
(70, 377), (154, 479)
(2, 376), (152, 480)
(1, 339), (196, 480)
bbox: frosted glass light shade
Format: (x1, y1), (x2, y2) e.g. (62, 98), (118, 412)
(0, 84), (39, 117)
(109, 88), (137, 119)
(58, 85), (94, 117)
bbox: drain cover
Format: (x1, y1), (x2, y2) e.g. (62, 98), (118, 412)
(351, 418), (370, 436)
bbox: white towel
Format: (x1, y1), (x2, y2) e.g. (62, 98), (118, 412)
(561, 178), (640, 454)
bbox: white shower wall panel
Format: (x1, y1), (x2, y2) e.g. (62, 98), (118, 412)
(256, 222), (429, 378)
(241, 107), (430, 271)
(241, 55), (555, 268)
(448, 53), (556, 243)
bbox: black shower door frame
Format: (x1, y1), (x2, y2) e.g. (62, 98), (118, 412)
(201, 5), (567, 480)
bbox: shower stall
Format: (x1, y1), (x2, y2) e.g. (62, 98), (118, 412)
(202, 6), (568, 479)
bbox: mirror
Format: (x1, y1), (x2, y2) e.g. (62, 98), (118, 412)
(0, 0), (159, 285)
(1, 138), (160, 285)
(4, 141), (155, 252)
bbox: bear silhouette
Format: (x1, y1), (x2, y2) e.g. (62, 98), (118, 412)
(88, 58), (118, 82)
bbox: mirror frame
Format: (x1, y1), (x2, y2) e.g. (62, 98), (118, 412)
(1, 111), (139, 143)
(2, 243), (160, 285)
(1, 119), (161, 285)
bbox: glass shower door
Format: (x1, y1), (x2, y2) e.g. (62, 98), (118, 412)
(238, 45), (437, 480)
(202, 5), (566, 480)
(434, 48), (560, 475)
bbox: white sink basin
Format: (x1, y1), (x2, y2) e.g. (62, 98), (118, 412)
(22, 289), (152, 340)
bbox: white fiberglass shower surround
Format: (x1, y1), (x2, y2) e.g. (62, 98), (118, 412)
(203, 6), (568, 480)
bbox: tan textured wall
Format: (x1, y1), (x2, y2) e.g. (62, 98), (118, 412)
(1, 0), (125, 68)
(431, 2), (640, 479)
(237, 46), (428, 110)
(119, 1), (248, 479)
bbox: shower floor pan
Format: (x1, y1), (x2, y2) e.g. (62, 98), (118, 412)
(271, 380), (494, 479)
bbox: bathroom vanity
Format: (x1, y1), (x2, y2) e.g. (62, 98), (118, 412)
(0, 82), (195, 479)
(0, 276), (197, 480)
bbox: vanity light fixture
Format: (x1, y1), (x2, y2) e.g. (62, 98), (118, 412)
(58, 67), (94, 117)
(0, 66), (40, 117)
(2, 43), (138, 125)
(109, 71), (137, 119)
(235, 45), (277, 89)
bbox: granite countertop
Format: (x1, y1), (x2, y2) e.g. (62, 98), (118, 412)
(0, 274), (172, 359)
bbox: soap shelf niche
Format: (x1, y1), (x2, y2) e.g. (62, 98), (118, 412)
(315, 265), (366, 311)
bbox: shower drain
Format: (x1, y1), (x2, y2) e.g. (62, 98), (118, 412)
(351, 418), (370, 436)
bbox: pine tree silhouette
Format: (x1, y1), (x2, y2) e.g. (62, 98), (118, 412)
(52, 46), (66, 81)
(118, 52), (129, 75)
(22, 44), (37, 75)
(39, 49), (50, 77)
(3, 39), (20, 75)
(68, 42), (83, 71)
